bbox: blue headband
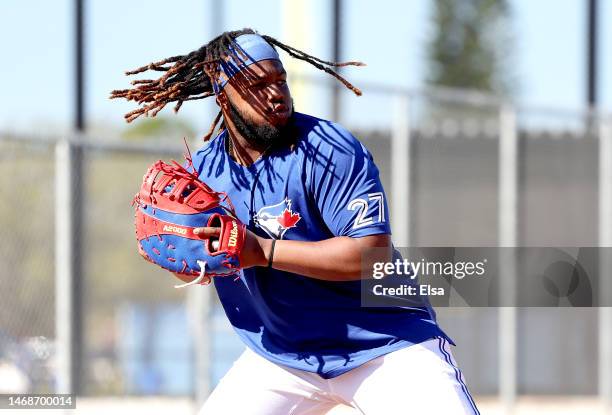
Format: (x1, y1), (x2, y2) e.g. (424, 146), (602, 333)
(213, 34), (281, 93)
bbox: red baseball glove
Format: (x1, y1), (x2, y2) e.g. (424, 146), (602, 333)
(133, 155), (246, 288)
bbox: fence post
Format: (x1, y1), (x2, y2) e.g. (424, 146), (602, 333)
(54, 138), (75, 395)
(391, 94), (411, 247)
(498, 104), (518, 414)
(599, 115), (612, 411)
(188, 283), (212, 411)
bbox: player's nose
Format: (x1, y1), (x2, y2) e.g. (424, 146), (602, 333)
(267, 84), (285, 102)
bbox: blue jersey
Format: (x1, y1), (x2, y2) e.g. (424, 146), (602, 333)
(191, 112), (451, 378)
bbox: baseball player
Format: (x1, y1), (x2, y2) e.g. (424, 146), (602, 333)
(113, 29), (479, 415)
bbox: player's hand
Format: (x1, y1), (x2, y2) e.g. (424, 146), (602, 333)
(194, 226), (272, 269)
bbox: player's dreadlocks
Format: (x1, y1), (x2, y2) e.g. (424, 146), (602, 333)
(110, 28), (365, 140)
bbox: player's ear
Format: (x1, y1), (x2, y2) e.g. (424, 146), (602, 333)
(215, 93), (233, 123)
(216, 91), (228, 109)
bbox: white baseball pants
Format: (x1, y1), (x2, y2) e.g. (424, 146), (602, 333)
(199, 337), (479, 415)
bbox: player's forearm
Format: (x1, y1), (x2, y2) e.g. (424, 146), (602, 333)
(259, 234), (391, 281)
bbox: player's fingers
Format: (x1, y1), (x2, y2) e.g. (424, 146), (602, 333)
(193, 227), (221, 237)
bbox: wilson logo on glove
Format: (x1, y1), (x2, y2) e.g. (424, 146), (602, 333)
(132, 152), (246, 288)
(228, 221), (239, 247)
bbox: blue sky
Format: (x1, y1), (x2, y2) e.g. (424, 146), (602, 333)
(0, 0), (609, 134)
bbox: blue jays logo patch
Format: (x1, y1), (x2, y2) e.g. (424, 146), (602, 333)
(254, 198), (301, 239)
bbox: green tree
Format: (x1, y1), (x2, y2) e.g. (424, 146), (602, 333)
(426, 0), (513, 94)
(121, 116), (196, 141)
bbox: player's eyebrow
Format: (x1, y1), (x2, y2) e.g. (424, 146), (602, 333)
(246, 68), (287, 86)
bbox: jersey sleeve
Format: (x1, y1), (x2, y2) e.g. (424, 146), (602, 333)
(306, 123), (391, 238)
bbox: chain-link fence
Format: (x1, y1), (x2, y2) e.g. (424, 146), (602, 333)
(0, 138), (56, 393)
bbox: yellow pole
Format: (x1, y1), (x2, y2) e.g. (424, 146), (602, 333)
(282, 0), (312, 111)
